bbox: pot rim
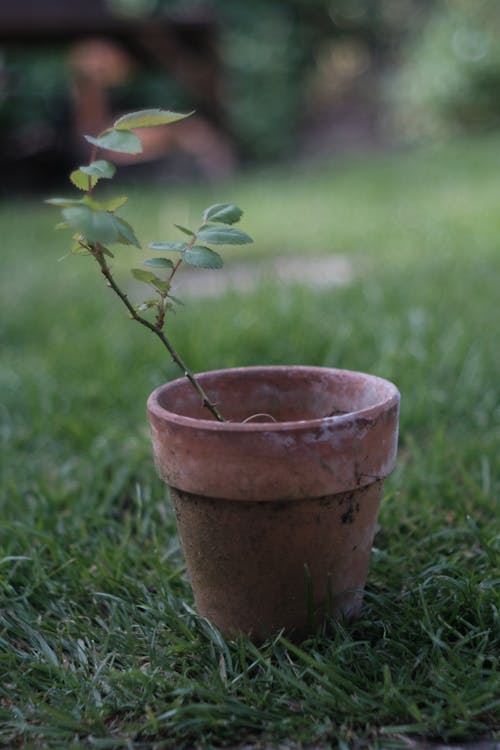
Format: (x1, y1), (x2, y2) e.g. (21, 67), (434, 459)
(147, 365), (400, 433)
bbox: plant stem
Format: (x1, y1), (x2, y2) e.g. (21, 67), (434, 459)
(93, 247), (225, 422)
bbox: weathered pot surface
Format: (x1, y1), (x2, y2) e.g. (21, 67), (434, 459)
(147, 365), (400, 640)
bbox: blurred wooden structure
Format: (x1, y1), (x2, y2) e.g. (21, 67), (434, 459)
(0, 0), (235, 182)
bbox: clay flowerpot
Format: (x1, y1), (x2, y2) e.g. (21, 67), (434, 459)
(147, 366), (400, 641)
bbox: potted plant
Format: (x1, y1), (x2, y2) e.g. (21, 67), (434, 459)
(48, 109), (400, 641)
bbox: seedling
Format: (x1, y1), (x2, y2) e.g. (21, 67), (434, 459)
(47, 109), (253, 421)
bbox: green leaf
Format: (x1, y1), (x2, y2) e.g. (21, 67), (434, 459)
(54, 222), (70, 231)
(131, 268), (169, 293)
(149, 241), (187, 252)
(61, 205), (140, 247)
(71, 237), (114, 257)
(131, 268), (159, 285)
(153, 279), (171, 293)
(46, 197), (84, 208)
(144, 257), (174, 269)
(62, 206), (119, 245)
(70, 169), (97, 191)
(113, 216), (141, 248)
(202, 203), (243, 225)
(71, 160), (116, 190)
(168, 293), (184, 306)
(89, 196), (128, 213)
(182, 245), (223, 269)
(137, 299), (158, 312)
(81, 160), (116, 179)
(85, 130), (142, 155)
(196, 226), (253, 245)
(174, 224), (196, 237)
(71, 241), (90, 255)
(81, 195), (127, 212)
(114, 109), (193, 130)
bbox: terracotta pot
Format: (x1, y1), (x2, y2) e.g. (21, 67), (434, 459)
(147, 365), (400, 641)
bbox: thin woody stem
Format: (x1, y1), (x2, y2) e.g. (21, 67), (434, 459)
(93, 247), (225, 422)
(155, 256), (184, 329)
(167, 257), (184, 286)
(83, 136), (224, 421)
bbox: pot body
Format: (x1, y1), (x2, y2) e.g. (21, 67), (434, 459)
(147, 366), (400, 640)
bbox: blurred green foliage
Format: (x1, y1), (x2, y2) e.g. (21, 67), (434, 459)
(390, 0), (500, 141)
(0, 49), (67, 128)
(210, 0), (428, 159)
(0, 0), (430, 168)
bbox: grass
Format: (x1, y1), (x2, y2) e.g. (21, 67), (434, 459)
(1, 135), (499, 749)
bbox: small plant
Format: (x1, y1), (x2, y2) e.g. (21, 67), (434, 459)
(47, 109), (253, 422)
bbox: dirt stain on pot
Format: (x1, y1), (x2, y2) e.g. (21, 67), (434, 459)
(340, 491), (362, 524)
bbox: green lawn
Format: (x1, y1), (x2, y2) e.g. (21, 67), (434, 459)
(1, 136), (499, 749)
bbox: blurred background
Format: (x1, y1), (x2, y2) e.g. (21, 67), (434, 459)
(2, 0), (500, 190)
(2, 6), (500, 743)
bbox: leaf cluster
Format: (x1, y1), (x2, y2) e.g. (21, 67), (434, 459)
(132, 202), (252, 325)
(46, 108), (253, 330)
(46, 109), (191, 252)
